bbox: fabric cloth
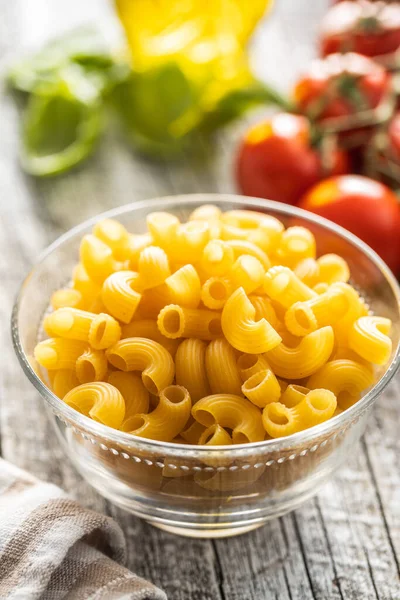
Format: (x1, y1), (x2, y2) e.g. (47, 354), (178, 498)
(0, 458), (167, 600)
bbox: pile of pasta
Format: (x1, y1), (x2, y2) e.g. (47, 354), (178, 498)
(34, 205), (392, 445)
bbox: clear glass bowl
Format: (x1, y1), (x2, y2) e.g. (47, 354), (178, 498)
(12, 195), (400, 538)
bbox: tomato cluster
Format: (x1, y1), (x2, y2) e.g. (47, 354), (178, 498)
(236, 0), (400, 275)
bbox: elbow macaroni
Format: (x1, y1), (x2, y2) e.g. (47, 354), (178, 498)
(34, 208), (393, 445)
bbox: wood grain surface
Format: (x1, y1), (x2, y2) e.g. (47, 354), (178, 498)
(0, 1), (399, 598)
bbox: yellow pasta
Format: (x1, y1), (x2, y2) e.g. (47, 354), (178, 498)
(43, 308), (121, 349)
(76, 348), (108, 383)
(106, 337), (175, 395)
(34, 338), (88, 370)
(107, 371), (149, 419)
(230, 255), (265, 294)
(225, 239), (270, 270)
(101, 270), (142, 323)
(265, 326), (334, 379)
(264, 266), (316, 308)
(237, 353), (270, 382)
(241, 369), (281, 408)
(307, 359), (374, 410)
(164, 264), (201, 308)
(221, 288), (281, 353)
(52, 369), (79, 399)
(180, 420), (206, 444)
(317, 254), (350, 285)
(284, 285), (348, 336)
(121, 319), (180, 357)
(34, 205), (394, 445)
(72, 264), (101, 304)
(175, 338), (210, 402)
(121, 385), (191, 442)
(192, 394), (265, 443)
(146, 212), (180, 250)
(93, 219), (129, 260)
(138, 246), (170, 289)
(247, 216), (284, 253)
(276, 226), (316, 267)
(201, 240), (234, 276)
(348, 316), (392, 366)
(51, 288), (84, 311)
(198, 424), (233, 446)
(157, 304), (222, 340)
(127, 233), (153, 270)
(80, 234), (118, 283)
(249, 295), (278, 328)
(205, 338), (242, 396)
(63, 382), (125, 429)
(201, 277), (232, 310)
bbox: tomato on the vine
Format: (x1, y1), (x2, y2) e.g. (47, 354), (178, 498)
(320, 1), (400, 59)
(299, 174), (400, 274)
(236, 113), (349, 205)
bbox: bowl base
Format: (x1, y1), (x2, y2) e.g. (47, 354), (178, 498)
(150, 521), (264, 538)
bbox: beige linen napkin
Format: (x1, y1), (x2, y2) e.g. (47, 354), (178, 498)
(0, 458), (167, 599)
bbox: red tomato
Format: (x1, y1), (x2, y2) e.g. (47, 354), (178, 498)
(321, 1), (400, 59)
(299, 175), (400, 274)
(294, 53), (391, 123)
(236, 113), (349, 205)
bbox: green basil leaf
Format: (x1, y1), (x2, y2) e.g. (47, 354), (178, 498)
(200, 81), (294, 131)
(21, 67), (102, 176)
(8, 27), (119, 94)
(110, 62), (198, 157)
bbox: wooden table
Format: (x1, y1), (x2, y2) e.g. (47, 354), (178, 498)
(1, 1), (399, 598)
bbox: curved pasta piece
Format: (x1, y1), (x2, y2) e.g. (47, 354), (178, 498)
(52, 369), (79, 399)
(80, 235), (118, 283)
(34, 338), (88, 370)
(221, 288), (281, 353)
(221, 209), (267, 229)
(205, 339), (242, 396)
(241, 369), (281, 408)
(106, 337), (175, 395)
(93, 219), (129, 260)
(317, 254), (350, 285)
(262, 388), (336, 438)
(230, 255), (265, 294)
(192, 394), (265, 443)
(175, 338), (210, 402)
(237, 353), (270, 382)
(121, 319), (180, 357)
(126, 234), (153, 270)
(280, 384), (310, 408)
(276, 226), (316, 267)
(107, 371), (149, 419)
(225, 240), (270, 270)
(164, 265), (201, 308)
(101, 270), (142, 323)
(76, 348), (108, 383)
(249, 295), (278, 328)
(264, 266), (316, 308)
(72, 264), (101, 305)
(198, 424), (233, 446)
(294, 258), (320, 287)
(51, 288), (84, 311)
(265, 326), (334, 379)
(44, 308), (121, 349)
(189, 204), (222, 222)
(172, 221), (210, 262)
(180, 420), (206, 444)
(201, 240), (234, 276)
(285, 285), (348, 336)
(348, 316), (392, 366)
(307, 359), (375, 410)
(201, 277), (232, 310)
(157, 304), (222, 340)
(121, 385), (191, 442)
(333, 283), (369, 346)
(138, 246), (170, 289)
(63, 382), (125, 429)
(146, 212), (180, 250)
(247, 216), (284, 253)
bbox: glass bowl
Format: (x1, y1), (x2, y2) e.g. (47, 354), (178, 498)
(12, 194), (400, 538)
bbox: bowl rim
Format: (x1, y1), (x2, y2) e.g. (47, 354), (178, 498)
(11, 193), (400, 457)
